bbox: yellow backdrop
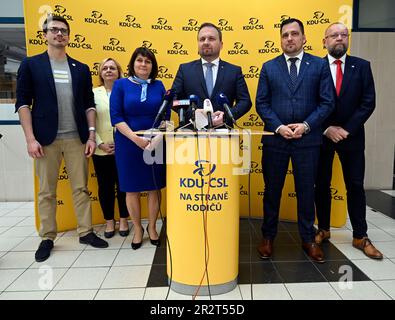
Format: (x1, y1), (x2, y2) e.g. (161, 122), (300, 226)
(24, 0), (352, 231)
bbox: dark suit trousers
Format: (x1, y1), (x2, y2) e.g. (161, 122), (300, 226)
(92, 154), (129, 220)
(315, 142), (368, 238)
(261, 145), (319, 243)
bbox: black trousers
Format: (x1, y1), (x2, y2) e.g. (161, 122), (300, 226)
(92, 154), (128, 220)
(315, 142), (367, 239)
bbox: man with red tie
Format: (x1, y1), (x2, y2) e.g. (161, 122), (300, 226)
(314, 22), (383, 259)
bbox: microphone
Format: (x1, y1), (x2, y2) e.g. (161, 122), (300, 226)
(203, 99), (214, 129)
(217, 93), (235, 124)
(172, 99), (190, 126)
(189, 95), (199, 128)
(153, 89), (175, 128)
(172, 99), (190, 107)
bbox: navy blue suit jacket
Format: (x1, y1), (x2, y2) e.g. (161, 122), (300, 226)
(171, 59), (252, 127)
(322, 55), (375, 150)
(256, 53), (335, 148)
(15, 51), (95, 146)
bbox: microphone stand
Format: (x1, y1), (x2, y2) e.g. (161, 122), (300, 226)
(191, 105), (197, 131)
(206, 112), (213, 130)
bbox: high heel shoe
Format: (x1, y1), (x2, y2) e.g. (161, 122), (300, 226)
(119, 228), (130, 237)
(131, 226), (144, 250)
(146, 224), (160, 247)
(104, 219), (115, 239)
(119, 219), (130, 237)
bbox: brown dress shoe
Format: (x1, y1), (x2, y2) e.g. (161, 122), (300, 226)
(302, 242), (325, 263)
(257, 239), (273, 259)
(315, 229), (331, 245)
(352, 237), (383, 259)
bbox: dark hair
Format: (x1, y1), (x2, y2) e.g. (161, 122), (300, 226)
(127, 47), (158, 80)
(198, 22), (222, 41)
(42, 14), (70, 35)
(280, 18), (304, 35)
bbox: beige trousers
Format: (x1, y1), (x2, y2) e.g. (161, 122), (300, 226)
(35, 138), (92, 240)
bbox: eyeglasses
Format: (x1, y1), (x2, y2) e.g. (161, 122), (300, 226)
(325, 33), (349, 40)
(48, 27), (69, 36)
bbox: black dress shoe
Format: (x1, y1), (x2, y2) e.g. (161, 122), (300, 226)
(146, 224), (160, 247)
(131, 226), (144, 250)
(79, 232), (109, 248)
(35, 239), (54, 262)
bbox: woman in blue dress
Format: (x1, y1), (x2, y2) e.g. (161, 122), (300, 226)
(110, 47), (168, 249)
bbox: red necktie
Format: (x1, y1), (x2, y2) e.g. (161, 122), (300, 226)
(335, 60), (343, 96)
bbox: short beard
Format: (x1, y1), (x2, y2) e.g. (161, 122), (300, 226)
(328, 44), (347, 59)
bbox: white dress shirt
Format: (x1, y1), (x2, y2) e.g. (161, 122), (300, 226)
(201, 57), (220, 86)
(284, 51), (304, 75)
(327, 53), (346, 87)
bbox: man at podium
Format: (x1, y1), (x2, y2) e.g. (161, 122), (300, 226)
(171, 22), (251, 128)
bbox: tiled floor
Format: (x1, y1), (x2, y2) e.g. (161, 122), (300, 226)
(0, 190), (394, 300)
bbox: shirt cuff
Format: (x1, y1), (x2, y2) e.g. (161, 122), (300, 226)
(275, 125), (284, 134)
(303, 121), (310, 134)
(95, 133), (103, 146)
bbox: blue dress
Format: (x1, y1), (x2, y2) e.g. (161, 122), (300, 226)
(110, 78), (168, 192)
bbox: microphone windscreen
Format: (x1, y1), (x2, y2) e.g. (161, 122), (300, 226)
(203, 99), (214, 114)
(217, 93), (230, 106)
(189, 94), (199, 105)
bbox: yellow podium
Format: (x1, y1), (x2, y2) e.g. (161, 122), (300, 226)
(165, 130), (248, 295)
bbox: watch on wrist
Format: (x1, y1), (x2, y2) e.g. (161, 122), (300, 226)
(88, 127), (96, 132)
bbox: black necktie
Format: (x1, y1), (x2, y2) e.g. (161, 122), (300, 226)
(289, 57), (298, 87)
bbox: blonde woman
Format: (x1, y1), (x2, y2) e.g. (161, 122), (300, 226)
(93, 58), (129, 238)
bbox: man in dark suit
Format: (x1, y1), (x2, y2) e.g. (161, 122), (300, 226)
(314, 22), (382, 259)
(16, 15), (108, 263)
(171, 22), (251, 127)
(256, 18), (334, 263)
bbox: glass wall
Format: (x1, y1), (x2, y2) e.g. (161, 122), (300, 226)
(0, 23), (26, 102)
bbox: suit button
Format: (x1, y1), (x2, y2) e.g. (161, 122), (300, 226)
(292, 99), (296, 103)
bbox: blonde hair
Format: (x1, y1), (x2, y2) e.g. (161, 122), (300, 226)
(98, 58), (123, 85)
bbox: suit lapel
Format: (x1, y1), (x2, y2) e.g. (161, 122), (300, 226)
(277, 55), (294, 92)
(339, 55), (354, 97)
(293, 54), (310, 92)
(42, 52), (57, 97)
(67, 55), (78, 100)
(212, 60), (225, 98)
(194, 60), (208, 97)
(99, 86), (109, 107)
(324, 55), (336, 93)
